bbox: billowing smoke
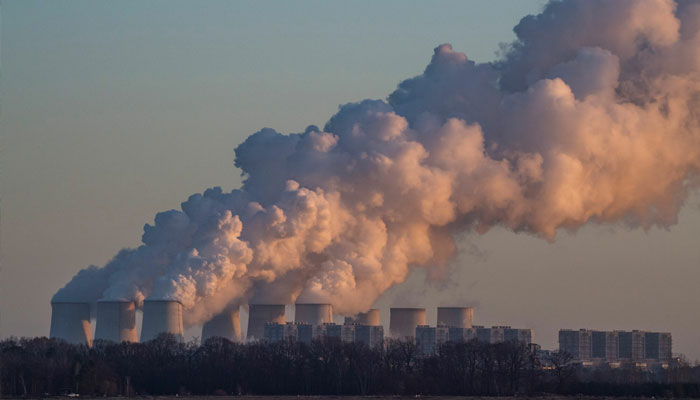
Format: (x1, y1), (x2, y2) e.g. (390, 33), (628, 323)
(53, 0), (700, 326)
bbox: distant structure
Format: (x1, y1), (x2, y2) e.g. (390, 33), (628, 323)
(202, 306), (241, 342)
(559, 329), (672, 365)
(437, 307), (474, 328)
(344, 309), (380, 326)
(263, 320), (384, 348)
(247, 304), (286, 340)
(417, 324), (532, 355)
(389, 308), (426, 339)
(416, 325), (449, 354)
(263, 322), (314, 344)
(49, 301), (92, 346)
(140, 300), (184, 342)
(295, 303), (333, 325)
(95, 300), (138, 343)
(342, 318), (384, 348)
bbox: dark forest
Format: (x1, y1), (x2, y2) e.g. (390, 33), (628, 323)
(1, 336), (699, 398)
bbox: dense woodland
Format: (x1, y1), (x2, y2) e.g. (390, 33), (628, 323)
(1, 335), (700, 397)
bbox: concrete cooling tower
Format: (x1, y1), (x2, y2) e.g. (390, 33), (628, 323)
(247, 304), (286, 340)
(437, 307), (474, 328)
(295, 303), (333, 325)
(49, 302), (92, 346)
(390, 308), (426, 339)
(344, 309), (380, 326)
(140, 300), (184, 342)
(202, 306), (241, 342)
(95, 300), (138, 343)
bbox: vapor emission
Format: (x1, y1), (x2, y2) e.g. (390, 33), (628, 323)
(53, 0), (700, 328)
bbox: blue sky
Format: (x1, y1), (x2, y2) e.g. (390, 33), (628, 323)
(3, 0), (700, 359)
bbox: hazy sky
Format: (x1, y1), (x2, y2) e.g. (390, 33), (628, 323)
(3, 0), (700, 360)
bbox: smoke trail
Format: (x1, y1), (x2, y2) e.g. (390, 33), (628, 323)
(54, 0), (700, 326)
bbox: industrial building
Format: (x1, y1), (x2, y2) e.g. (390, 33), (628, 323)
(416, 325), (449, 354)
(140, 300), (184, 342)
(344, 309), (380, 326)
(263, 320), (385, 348)
(417, 325), (533, 354)
(354, 325), (384, 348)
(247, 304), (286, 340)
(49, 301), (93, 346)
(389, 308), (426, 339)
(559, 329), (672, 364)
(295, 303), (333, 325)
(559, 329), (592, 360)
(202, 306), (241, 343)
(437, 307), (474, 328)
(95, 300), (138, 343)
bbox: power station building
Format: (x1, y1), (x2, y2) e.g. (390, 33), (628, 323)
(140, 300), (184, 342)
(95, 300), (138, 343)
(417, 325), (533, 355)
(389, 308), (426, 339)
(559, 329), (672, 364)
(263, 321), (384, 348)
(247, 304), (286, 340)
(49, 302), (93, 346)
(202, 306), (242, 343)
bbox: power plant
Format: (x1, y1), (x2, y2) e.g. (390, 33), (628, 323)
(294, 303), (333, 325)
(437, 307), (473, 328)
(140, 300), (184, 342)
(247, 304), (286, 340)
(202, 306), (242, 342)
(95, 300), (138, 343)
(49, 301), (92, 346)
(344, 309), (380, 326)
(389, 308), (426, 339)
(45, 299), (675, 367)
(559, 329), (672, 364)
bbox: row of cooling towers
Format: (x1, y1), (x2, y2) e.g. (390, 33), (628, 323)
(50, 300), (474, 346)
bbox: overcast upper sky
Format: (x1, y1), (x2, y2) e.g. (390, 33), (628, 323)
(3, 0), (700, 360)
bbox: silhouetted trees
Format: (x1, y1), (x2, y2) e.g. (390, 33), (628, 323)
(1, 335), (699, 397)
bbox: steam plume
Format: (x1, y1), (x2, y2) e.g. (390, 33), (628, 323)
(54, 0), (700, 326)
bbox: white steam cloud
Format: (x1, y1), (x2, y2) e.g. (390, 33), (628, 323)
(54, 0), (700, 326)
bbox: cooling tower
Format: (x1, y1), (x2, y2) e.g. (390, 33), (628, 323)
(295, 303), (333, 325)
(247, 304), (286, 340)
(390, 308), (426, 339)
(202, 306), (241, 342)
(95, 300), (138, 342)
(344, 309), (380, 326)
(437, 307), (474, 328)
(49, 302), (92, 346)
(140, 300), (184, 342)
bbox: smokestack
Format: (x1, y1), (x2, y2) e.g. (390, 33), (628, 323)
(437, 307), (474, 328)
(49, 302), (92, 346)
(95, 300), (138, 343)
(295, 303), (333, 325)
(140, 300), (184, 342)
(247, 304), (285, 340)
(202, 306), (241, 343)
(344, 309), (380, 326)
(390, 308), (426, 339)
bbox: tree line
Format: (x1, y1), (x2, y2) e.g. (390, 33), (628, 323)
(1, 335), (699, 397)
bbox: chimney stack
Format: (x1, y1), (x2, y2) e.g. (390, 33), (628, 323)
(140, 300), (184, 342)
(344, 309), (380, 326)
(295, 303), (333, 325)
(247, 304), (285, 340)
(390, 308), (426, 339)
(49, 302), (92, 346)
(437, 307), (474, 328)
(202, 306), (241, 343)
(95, 300), (138, 342)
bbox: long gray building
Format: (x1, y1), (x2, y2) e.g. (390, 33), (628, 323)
(559, 329), (672, 363)
(416, 325), (533, 355)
